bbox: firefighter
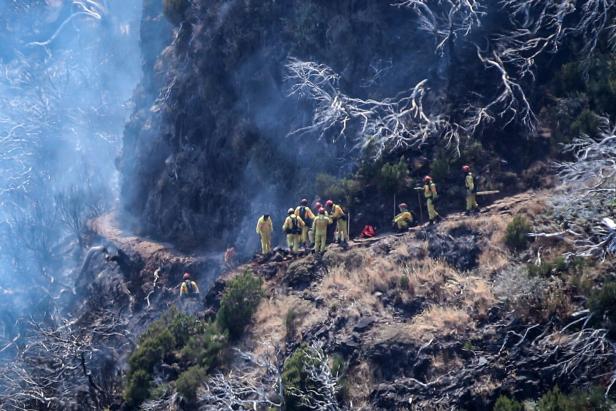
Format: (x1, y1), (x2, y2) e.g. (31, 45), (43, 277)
(313, 208), (332, 254)
(393, 203), (414, 232)
(325, 200), (349, 245)
(463, 165), (479, 214)
(423, 176), (440, 224)
(283, 208), (305, 253)
(256, 214), (273, 254)
(179, 272), (200, 298)
(295, 199), (315, 247)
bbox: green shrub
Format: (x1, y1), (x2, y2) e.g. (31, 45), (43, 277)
(163, 0), (188, 25)
(527, 256), (567, 277)
(314, 173), (361, 206)
(537, 386), (612, 411)
(285, 307), (300, 339)
(176, 365), (206, 403)
(282, 346), (322, 411)
(378, 157), (410, 194)
(493, 395), (523, 411)
(124, 369), (153, 408)
(216, 271), (263, 339)
(180, 322), (228, 368)
(124, 308), (226, 408)
(399, 275), (410, 290)
(588, 281), (616, 336)
(505, 215), (531, 251)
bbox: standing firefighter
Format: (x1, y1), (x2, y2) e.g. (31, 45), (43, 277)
(423, 176), (440, 224)
(256, 214), (273, 254)
(325, 200), (349, 245)
(463, 165), (479, 214)
(313, 207), (332, 254)
(179, 273), (200, 298)
(393, 203), (414, 232)
(283, 208), (305, 253)
(295, 199), (315, 247)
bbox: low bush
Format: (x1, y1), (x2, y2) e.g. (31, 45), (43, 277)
(537, 386), (612, 411)
(314, 173), (362, 207)
(505, 215), (531, 251)
(124, 308), (226, 408)
(216, 271), (263, 339)
(282, 346), (322, 411)
(378, 157), (410, 195)
(493, 395), (523, 411)
(527, 256), (567, 277)
(588, 281), (616, 336)
(176, 365), (206, 404)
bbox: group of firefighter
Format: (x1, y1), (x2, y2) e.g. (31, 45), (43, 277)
(255, 164), (480, 255)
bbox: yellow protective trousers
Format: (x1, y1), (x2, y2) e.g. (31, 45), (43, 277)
(300, 226), (311, 245)
(314, 231), (327, 253)
(427, 198), (439, 221)
(259, 232), (272, 254)
(287, 234), (301, 253)
(335, 219), (349, 242)
(466, 192), (478, 211)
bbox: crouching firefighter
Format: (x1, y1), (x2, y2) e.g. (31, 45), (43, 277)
(325, 200), (349, 245)
(180, 273), (200, 298)
(283, 208), (305, 254)
(393, 203), (414, 232)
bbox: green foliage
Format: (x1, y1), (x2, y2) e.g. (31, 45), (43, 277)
(430, 154), (450, 185)
(216, 271), (263, 340)
(570, 108), (602, 138)
(163, 0), (188, 25)
(282, 346), (322, 411)
(124, 308), (226, 408)
(527, 256), (567, 278)
(505, 215), (531, 251)
(399, 275), (410, 290)
(537, 386), (612, 411)
(285, 307), (300, 339)
(378, 157), (410, 194)
(493, 395), (523, 411)
(315, 173), (362, 206)
(180, 322), (228, 368)
(176, 365), (206, 404)
(588, 281), (616, 336)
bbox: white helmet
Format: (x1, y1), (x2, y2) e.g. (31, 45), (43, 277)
(288, 208), (295, 214)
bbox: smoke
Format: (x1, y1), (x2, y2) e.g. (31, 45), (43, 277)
(0, 0), (142, 352)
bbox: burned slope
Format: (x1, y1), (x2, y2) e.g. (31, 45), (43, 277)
(193, 191), (614, 410)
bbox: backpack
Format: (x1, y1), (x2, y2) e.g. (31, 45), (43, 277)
(299, 206), (313, 227)
(285, 216), (301, 234)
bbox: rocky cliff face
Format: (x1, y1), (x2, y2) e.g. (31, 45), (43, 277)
(119, 1), (451, 252)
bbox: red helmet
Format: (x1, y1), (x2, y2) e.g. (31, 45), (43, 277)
(315, 202), (322, 209)
(325, 200), (334, 207)
(424, 175), (432, 183)
(462, 165), (470, 173)
(183, 272), (190, 280)
(300, 198), (308, 206)
(318, 207), (325, 214)
(399, 203), (408, 209)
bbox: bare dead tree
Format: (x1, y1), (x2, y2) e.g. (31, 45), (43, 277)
(0, 310), (130, 410)
(285, 58), (462, 157)
(198, 342), (344, 411)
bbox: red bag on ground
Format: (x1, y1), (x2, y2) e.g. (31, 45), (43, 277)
(360, 225), (376, 238)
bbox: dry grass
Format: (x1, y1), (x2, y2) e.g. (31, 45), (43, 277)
(460, 276), (497, 319)
(402, 259), (461, 302)
(345, 361), (374, 411)
(406, 306), (474, 341)
(251, 295), (318, 347)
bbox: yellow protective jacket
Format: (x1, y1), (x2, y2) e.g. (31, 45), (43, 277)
(180, 280), (200, 297)
(394, 211), (413, 228)
(283, 215), (305, 233)
(295, 206), (315, 225)
(256, 215), (273, 234)
(424, 182), (438, 199)
(465, 173), (475, 192)
(312, 214), (332, 234)
(329, 204), (345, 220)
